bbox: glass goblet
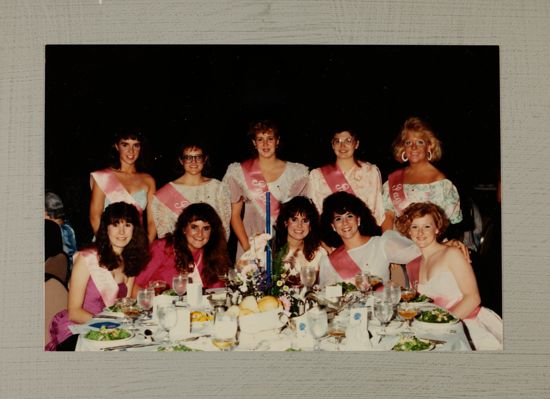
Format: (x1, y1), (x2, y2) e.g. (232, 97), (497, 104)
(120, 305), (141, 332)
(397, 303), (418, 335)
(300, 264), (317, 291)
(211, 308), (238, 351)
(172, 273), (188, 304)
(308, 308), (328, 351)
(373, 298), (394, 338)
(385, 281), (402, 307)
(148, 280), (168, 296)
(157, 304), (177, 344)
(137, 288), (154, 319)
(354, 272), (372, 303)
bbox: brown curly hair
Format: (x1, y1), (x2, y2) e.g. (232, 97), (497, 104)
(394, 202), (449, 240)
(167, 203), (231, 287)
(95, 202), (151, 277)
(392, 117), (443, 163)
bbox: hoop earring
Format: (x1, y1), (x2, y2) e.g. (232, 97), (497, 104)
(401, 152), (408, 162)
(427, 151), (432, 161)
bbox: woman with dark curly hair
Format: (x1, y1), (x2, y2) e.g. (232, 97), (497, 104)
(134, 203), (231, 293)
(318, 192), (420, 286)
(46, 202), (150, 351)
(271, 196), (326, 286)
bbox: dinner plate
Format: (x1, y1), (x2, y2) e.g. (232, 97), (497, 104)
(391, 338), (436, 352)
(413, 317), (459, 331)
(83, 329), (135, 347)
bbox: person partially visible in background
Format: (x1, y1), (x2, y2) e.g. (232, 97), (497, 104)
(45, 191), (77, 273)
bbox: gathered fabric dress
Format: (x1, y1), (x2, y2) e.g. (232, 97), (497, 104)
(223, 161), (309, 260)
(45, 249), (127, 351)
(318, 230), (421, 286)
(151, 180), (231, 239)
(382, 178), (462, 224)
(308, 161), (385, 225)
(418, 270), (503, 350)
(135, 238), (224, 289)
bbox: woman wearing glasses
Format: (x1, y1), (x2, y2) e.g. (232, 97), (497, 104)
(381, 117), (462, 232)
(151, 140), (231, 239)
(308, 128), (385, 232)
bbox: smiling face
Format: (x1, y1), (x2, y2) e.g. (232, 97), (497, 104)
(107, 221), (134, 254)
(184, 220), (212, 251)
(253, 130), (279, 158)
(403, 131), (431, 164)
(285, 212), (311, 243)
(408, 214), (439, 248)
(115, 138), (141, 166)
(331, 211), (360, 240)
(180, 146), (205, 176)
(331, 131), (358, 160)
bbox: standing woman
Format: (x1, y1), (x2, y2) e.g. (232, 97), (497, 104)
(46, 202), (150, 351)
(308, 128), (385, 227)
(381, 117), (462, 232)
(133, 203), (232, 293)
(151, 141), (231, 240)
(90, 129), (157, 242)
(223, 120), (309, 260)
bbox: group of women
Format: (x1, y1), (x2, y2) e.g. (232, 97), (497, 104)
(47, 116), (502, 351)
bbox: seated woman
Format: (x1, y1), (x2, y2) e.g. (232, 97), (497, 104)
(152, 140), (231, 240)
(90, 128), (157, 242)
(395, 202), (502, 350)
(45, 202), (150, 351)
(318, 191), (421, 287)
(133, 203), (232, 293)
(271, 196), (327, 285)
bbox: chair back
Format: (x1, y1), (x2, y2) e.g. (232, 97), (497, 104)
(45, 253), (68, 285)
(45, 275), (68, 346)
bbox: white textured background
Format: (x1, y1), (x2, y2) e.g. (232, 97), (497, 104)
(1, 1), (549, 398)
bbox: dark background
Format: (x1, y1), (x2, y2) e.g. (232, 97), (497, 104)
(45, 45), (500, 247)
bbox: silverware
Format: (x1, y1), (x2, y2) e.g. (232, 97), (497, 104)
(100, 343), (157, 351)
(179, 334), (211, 342)
(418, 338), (447, 345)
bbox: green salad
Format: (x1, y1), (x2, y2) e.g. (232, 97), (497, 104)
(337, 282), (357, 293)
(392, 336), (433, 351)
(157, 344), (199, 352)
(416, 308), (457, 323)
(84, 327), (132, 341)
(411, 294), (433, 303)
(162, 289), (177, 296)
(106, 304), (122, 312)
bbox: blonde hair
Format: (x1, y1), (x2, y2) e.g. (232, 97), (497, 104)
(392, 117), (443, 163)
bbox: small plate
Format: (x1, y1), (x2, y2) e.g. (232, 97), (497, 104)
(88, 320), (121, 330)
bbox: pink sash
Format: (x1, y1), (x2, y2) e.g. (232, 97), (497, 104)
(155, 183), (190, 216)
(77, 249), (119, 307)
(90, 168), (143, 217)
(388, 169), (409, 216)
(328, 246), (362, 280)
(320, 164), (356, 195)
(240, 158), (280, 221)
(405, 256), (422, 288)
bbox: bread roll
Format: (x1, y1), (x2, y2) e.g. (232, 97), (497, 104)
(239, 295), (259, 313)
(257, 295), (280, 312)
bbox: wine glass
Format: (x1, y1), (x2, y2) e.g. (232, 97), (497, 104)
(384, 281), (402, 307)
(400, 286), (417, 303)
(157, 304), (177, 344)
(329, 310), (349, 351)
(211, 308), (238, 351)
(300, 264), (317, 290)
(354, 272), (371, 303)
(120, 304), (141, 332)
(172, 273), (188, 304)
(373, 298), (394, 338)
(308, 308), (328, 351)
(397, 302), (418, 335)
(148, 280), (168, 296)
(137, 288), (154, 319)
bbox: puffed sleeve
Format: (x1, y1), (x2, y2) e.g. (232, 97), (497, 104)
(287, 162), (310, 197)
(382, 180), (395, 213)
(366, 163), (385, 225)
(381, 230), (421, 265)
(151, 193), (173, 238)
(318, 253), (339, 287)
(222, 162), (247, 203)
(307, 167), (328, 214)
(443, 180), (463, 224)
(215, 180), (232, 240)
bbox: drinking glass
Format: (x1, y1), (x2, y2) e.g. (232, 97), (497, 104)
(211, 308), (238, 351)
(120, 304), (141, 332)
(172, 273), (188, 304)
(308, 308), (328, 351)
(157, 304), (177, 344)
(400, 286), (417, 303)
(148, 280), (168, 296)
(373, 298), (394, 337)
(397, 302), (418, 335)
(137, 288), (154, 319)
(354, 272), (371, 303)
(329, 310), (349, 351)
(385, 281), (402, 307)
(300, 264), (317, 290)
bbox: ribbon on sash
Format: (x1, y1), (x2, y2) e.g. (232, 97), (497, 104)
(320, 164), (356, 195)
(77, 249), (119, 308)
(328, 245), (362, 281)
(388, 168), (409, 216)
(241, 158), (280, 222)
(405, 255), (422, 289)
(90, 168), (144, 217)
(155, 183), (191, 216)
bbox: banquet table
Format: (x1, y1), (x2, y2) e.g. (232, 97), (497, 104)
(75, 295), (473, 352)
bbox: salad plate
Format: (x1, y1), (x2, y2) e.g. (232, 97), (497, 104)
(83, 327), (135, 347)
(413, 308), (459, 331)
(391, 335), (435, 352)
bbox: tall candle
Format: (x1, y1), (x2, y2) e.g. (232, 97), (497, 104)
(265, 192), (272, 287)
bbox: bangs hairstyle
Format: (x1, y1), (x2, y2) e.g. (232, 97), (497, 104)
(320, 192), (380, 248)
(95, 202), (150, 276)
(247, 120), (280, 140)
(392, 117), (443, 163)
(273, 196), (321, 261)
(394, 202), (450, 240)
(110, 127), (150, 171)
(177, 139), (211, 176)
(170, 203), (231, 287)
(331, 128), (361, 167)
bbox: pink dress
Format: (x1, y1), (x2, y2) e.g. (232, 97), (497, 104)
(418, 270), (503, 350)
(45, 271), (127, 351)
(135, 239), (224, 289)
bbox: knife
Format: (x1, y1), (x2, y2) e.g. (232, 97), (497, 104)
(418, 338), (446, 345)
(100, 343), (158, 351)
